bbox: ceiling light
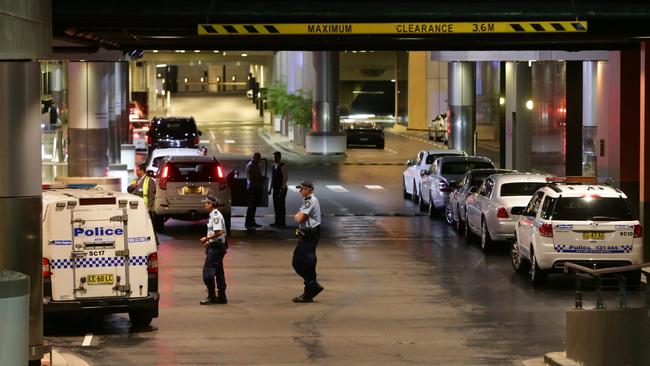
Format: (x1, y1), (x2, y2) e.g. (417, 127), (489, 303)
(213, 50), (219, 53)
(499, 97), (505, 105)
(152, 50), (159, 53)
(241, 53), (248, 57)
(526, 100), (534, 110)
(194, 50), (201, 53)
(156, 64), (167, 68)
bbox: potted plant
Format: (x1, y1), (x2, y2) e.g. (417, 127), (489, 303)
(266, 83), (289, 133)
(286, 90), (312, 146)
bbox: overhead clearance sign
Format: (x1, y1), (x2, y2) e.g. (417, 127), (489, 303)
(198, 21), (587, 35)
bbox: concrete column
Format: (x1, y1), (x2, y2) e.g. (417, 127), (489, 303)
(0, 61), (43, 364)
(68, 62), (110, 177)
(619, 50), (641, 215)
(107, 63), (118, 164)
(306, 51), (345, 154)
(117, 62), (129, 145)
(566, 61), (583, 176)
(407, 51), (427, 130)
(582, 61), (599, 176)
(641, 42), (650, 261)
(448, 61), (476, 154)
(505, 62), (533, 171)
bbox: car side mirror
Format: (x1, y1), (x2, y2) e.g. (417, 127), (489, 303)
(469, 186), (478, 194)
(510, 207), (525, 216)
(406, 160), (412, 166)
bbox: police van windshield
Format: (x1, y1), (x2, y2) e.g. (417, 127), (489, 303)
(552, 197), (636, 221)
(165, 162), (219, 182)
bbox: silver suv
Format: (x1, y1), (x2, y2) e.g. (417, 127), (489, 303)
(153, 156), (232, 232)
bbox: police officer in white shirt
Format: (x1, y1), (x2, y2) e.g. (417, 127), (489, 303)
(292, 181), (324, 303)
(199, 195), (228, 305)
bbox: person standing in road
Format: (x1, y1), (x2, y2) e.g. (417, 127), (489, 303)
(269, 151), (289, 227)
(292, 181), (324, 303)
(128, 162), (156, 217)
(199, 195), (228, 305)
(245, 152), (264, 229)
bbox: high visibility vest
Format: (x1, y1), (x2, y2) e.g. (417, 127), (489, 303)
(132, 176), (151, 207)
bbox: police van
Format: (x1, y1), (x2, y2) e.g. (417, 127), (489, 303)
(42, 184), (159, 326)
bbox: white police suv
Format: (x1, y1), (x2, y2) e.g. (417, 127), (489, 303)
(42, 184), (159, 326)
(511, 177), (643, 286)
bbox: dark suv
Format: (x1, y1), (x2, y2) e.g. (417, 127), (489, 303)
(147, 117), (201, 154)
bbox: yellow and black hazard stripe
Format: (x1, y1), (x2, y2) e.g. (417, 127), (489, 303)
(198, 21), (587, 36)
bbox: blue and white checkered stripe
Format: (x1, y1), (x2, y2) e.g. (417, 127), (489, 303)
(50, 256), (149, 269)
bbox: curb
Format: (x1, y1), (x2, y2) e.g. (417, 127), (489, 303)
(544, 352), (582, 366)
(230, 213), (427, 218)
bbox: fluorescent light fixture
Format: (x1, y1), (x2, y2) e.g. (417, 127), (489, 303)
(499, 97), (505, 105)
(526, 100), (534, 110)
(213, 50), (219, 53)
(241, 53), (248, 57)
(156, 64), (167, 67)
(348, 114), (376, 119)
(194, 50), (201, 53)
(152, 50), (159, 53)
(390, 79), (396, 82)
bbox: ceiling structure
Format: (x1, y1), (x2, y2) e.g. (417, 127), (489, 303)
(53, 1), (650, 52)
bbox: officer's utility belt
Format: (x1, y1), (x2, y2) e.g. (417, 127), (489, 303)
(295, 225), (320, 239)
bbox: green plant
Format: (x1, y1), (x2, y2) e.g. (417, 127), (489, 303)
(266, 83), (290, 118)
(286, 90), (313, 128)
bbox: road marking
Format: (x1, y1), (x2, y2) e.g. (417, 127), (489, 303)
(288, 186), (299, 192)
(199, 139), (210, 144)
(365, 185), (384, 190)
(326, 185), (349, 192)
(82, 333), (93, 347)
(216, 144), (223, 153)
(225, 139), (236, 144)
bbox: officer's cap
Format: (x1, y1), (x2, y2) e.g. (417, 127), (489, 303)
(295, 180), (314, 190)
(201, 195), (219, 205)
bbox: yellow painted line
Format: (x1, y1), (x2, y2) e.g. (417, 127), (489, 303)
(198, 21), (587, 36)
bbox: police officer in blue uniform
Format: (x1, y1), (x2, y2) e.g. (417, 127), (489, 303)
(199, 195), (228, 305)
(292, 181), (324, 303)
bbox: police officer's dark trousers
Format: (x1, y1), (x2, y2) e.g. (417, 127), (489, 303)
(292, 226), (320, 292)
(272, 187), (287, 225)
(246, 186), (263, 227)
(203, 242), (227, 298)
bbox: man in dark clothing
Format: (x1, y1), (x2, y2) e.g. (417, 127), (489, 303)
(245, 152), (264, 229)
(269, 151), (288, 227)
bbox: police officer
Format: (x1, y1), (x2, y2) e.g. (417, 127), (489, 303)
(128, 162), (156, 216)
(292, 181), (324, 303)
(199, 195), (228, 305)
(269, 151), (288, 227)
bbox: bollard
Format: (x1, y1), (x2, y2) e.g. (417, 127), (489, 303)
(0, 270), (30, 366)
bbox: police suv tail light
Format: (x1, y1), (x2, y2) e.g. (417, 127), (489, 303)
(634, 224), (643, 238)
(148, 252), (158, 273)
(42, 258), (51, 278)
(539, 223), (554, 238)
(217, 165), (224, 180)
(496, 207), (509, 219)
(159, 165), (169, 190)
(194, 136), (200, 145)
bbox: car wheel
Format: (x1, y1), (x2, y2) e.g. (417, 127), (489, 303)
(403, 179), (410, 199)
(444, 204), (454, 224)
(530, 248), (548, 286)
(510, 238), (529, 273)
(428, 197), (438, 218)
(411, 181), (419, 203)
(480, 219), (493, 252)
(129, 310), (154, 327)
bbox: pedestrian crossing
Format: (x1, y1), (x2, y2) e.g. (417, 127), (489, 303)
(288, 184), (386, 192)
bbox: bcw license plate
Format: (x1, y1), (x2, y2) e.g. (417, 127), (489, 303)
(583, 231), (605, 240)
(87, 274), (114, 285)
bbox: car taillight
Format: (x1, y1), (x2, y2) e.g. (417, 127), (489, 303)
(539, 223), (554, 238)
(496, 207), (509, 219)
(147, 135), (152, 145)
(217, 165), (224, 180)
(42, 258), (51, 278)
(194, 136), (199, 145)
(159, 165), (169, 190)
(148, 252), (158, 273)
(634, 224), (642, 238)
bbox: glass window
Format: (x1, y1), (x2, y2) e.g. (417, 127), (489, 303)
(165, 162), (219, 182)
(540, 197), (556, 220)
(525, 192), (545, 216)
(441, 161), (495, 175)
(500, 182), (548, 197)
(483, 179), (495, 197)
(425, 152), (466, 164)
(156, 119), (197, 137)
(551, 197), (636, 221)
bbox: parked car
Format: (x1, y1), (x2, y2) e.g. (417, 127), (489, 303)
(146, 148), (206, 177)
(147, 116), (202, 154)
(152, 156), (233, 232)
(130, 118), (150, 151)
(428, 113), (448, 143)
(446, 168), (516, 227)
(419, 156), (494, 215)
(402, 149), (467, 203)
(512, 177), (642, 286)
(464, 173), (551, 250)
(345, 122), (385, 149)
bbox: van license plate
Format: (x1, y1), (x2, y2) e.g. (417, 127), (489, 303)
(87, 274), (114, 285)
(183, 186), (201, 194)
(583, 232), (605, 240)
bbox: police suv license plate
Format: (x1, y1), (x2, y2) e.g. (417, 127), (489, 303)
(87, 274), (114, 285)
(583, 231), (605, 240)
(184, 186), (201, 194)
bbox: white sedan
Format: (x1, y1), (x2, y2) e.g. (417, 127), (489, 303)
(402, 149), (466, 203)
(464, 173), (551, 250)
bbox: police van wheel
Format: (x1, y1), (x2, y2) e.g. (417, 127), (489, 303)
(129, 310), (154, 327)
(153, 214), (165, 233)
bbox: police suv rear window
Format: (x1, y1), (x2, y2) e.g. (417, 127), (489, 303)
(551, 197), (635, 221)
(500, 183), (547, 197)
(166, 162), (219, 182)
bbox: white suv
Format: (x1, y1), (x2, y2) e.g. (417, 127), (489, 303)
(511, 178), (643, 286)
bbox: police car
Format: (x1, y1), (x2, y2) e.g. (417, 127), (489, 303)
(511, 177), (643, 286)
(42, 183), (159, 326)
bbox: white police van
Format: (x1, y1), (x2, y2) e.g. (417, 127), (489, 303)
(42, 183), (159, 326)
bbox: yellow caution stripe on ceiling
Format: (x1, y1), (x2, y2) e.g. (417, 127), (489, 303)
(198, 21), (587, 36)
